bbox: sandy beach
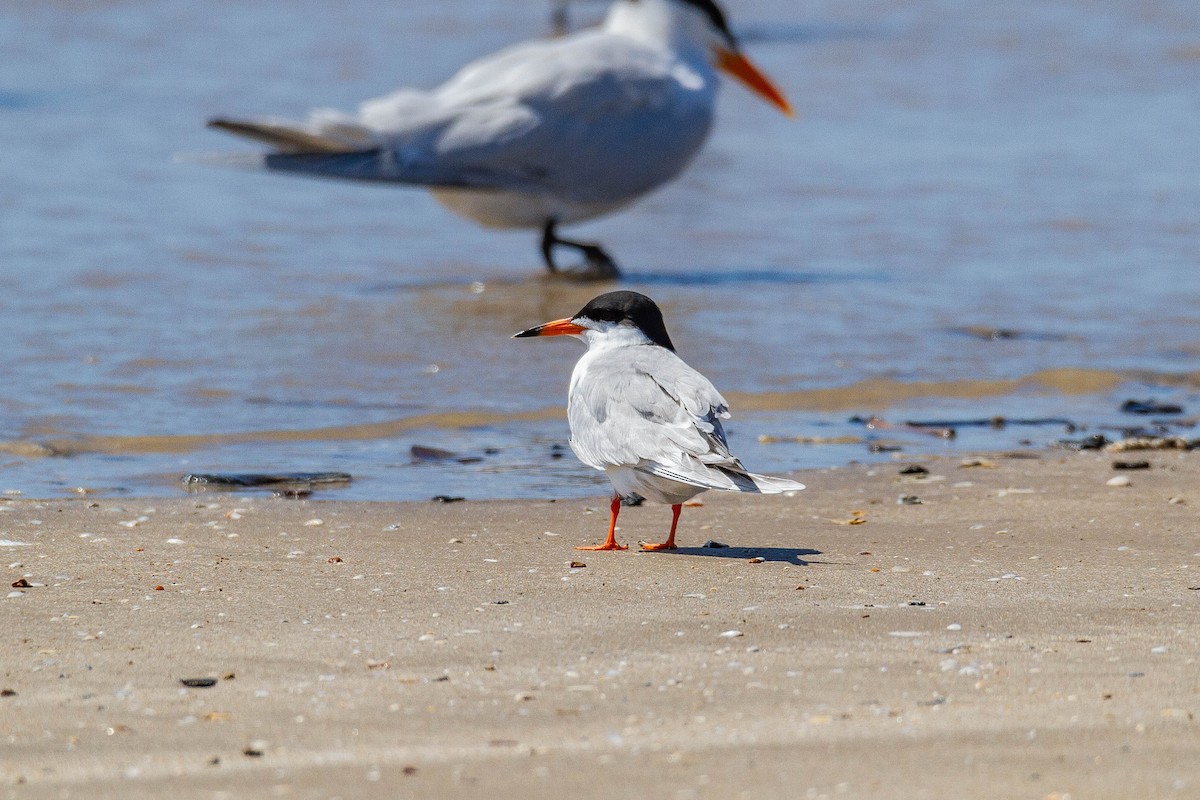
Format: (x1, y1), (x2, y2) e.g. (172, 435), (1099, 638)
(2, 451), (1198, 799)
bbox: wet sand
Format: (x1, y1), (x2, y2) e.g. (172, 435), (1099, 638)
(3, 451), (1198, 799)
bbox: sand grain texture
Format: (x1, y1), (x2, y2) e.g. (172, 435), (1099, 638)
(2, 453), (1198, 798)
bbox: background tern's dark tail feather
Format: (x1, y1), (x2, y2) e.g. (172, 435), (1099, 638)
(207, 117), (369, 153)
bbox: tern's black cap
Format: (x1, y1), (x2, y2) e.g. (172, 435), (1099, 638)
(573, 291), (675, 351)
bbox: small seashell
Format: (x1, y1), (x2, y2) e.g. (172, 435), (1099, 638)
(1106, 475), (1131, 487)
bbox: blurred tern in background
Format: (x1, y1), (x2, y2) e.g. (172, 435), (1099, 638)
(514, 291), (804, 550)
(208, 0), (792, 279)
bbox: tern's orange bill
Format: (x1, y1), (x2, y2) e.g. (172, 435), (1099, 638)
(715, 47), (794, 117)
(512, 318), (586, 338)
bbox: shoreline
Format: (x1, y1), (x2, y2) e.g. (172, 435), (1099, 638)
(3, 451), (1198, 798)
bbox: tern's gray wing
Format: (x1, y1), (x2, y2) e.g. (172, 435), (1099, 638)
(568, 347), (738, 481)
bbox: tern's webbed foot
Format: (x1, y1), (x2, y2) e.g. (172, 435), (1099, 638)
(640, 541), (677, 551)
(576, 542), (629, 551)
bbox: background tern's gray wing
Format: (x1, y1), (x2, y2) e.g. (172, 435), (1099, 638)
(211, 32), (714, 200)
(401, 33), (715, 204)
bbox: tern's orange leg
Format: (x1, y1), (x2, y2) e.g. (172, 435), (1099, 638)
(576, 495), (628, 551)
(641, 504), (682, 551)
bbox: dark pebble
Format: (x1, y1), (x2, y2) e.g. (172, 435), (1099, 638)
(431, 495), (465, 503)
(702, 540), (729, 548)
(410, 445), (459, 462)
(180, 678), (218, 688)
(1112, 460), (1151, 471)
(1060, 434), (1109, 451)
(182, 472), (351, 488)
(899, 464), (929, 475)
(1121, 399), (1183, 415)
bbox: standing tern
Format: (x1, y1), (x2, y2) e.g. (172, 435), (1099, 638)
(208, 0), (792, 278)
(514, 290), (804, 550)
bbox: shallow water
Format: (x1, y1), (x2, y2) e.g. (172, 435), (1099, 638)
(1, 0), (1198, 500)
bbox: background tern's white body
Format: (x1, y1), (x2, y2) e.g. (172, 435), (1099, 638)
(208, 0), (793, 274)
(211, 0), (720, 229)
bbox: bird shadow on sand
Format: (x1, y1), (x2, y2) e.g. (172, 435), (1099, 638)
(643, 546), (824, 565)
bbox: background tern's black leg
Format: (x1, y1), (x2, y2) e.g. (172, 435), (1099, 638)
(539, 219), (621, 280)
(540, 220), (561, 273)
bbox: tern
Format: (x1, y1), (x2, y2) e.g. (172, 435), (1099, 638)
(207, 0), (792, 278)
(514, 290), (804, 550)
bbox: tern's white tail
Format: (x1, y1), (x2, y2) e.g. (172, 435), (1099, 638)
(714, 467), (805, 494)
(638, 460), (805, 495)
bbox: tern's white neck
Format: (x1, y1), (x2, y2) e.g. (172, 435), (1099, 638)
(603, 0), (715, 60)
(576, 321), (654, 352)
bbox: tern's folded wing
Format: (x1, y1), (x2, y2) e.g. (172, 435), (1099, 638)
(568, 347), (734, 473)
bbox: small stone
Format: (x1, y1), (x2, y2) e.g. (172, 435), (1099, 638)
(1106, 475), (1131, 487)
(747, 557), (765, 564)
(719, 630), (744, 638)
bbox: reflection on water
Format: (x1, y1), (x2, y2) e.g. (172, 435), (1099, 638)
(0, 0), (1198, 499)
(624, 268), (886, 287)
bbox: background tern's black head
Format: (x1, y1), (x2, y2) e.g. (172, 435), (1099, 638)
(573, 291), (675, 351)
(679, 0), (737, 47)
